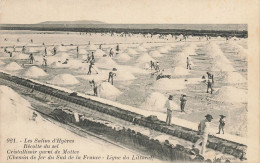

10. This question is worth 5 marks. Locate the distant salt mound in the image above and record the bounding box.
[158,46,169,53]
[24,66,47,78]
[115,53,131,62]
[164,67,190,76]
[205,42,225,58]
[221,72,246,83]
[56,52,71,58]
[136,53,155,63]
[210,62,235,72]
[115,71,136,81]
[24,47,38,53]
[79,49,87,55]
[4,62,22,71]
[213,55,231,64]
[49,74,79,85]
[136,46,147,52]
[94,49,106,57]
[213,86,247,103]
[140,43,152,48]
[149,50,162,58]
[96,57,118,69]
[141,92,178,112]
[12,52,28,59]
[87,44,98,51]
[0,60,4,65]
[126,48,138,56]
[99,82,121,99]
[56,46,67,52]
[152,78,186,90]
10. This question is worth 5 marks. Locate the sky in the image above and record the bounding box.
[0,0,253,24]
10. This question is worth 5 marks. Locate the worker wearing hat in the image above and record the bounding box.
[165,95,174,126]
[180,94,187,112]
[193,114,213,155]
[108,68,117,85]
[217,115,226,134]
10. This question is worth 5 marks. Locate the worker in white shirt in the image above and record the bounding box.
[193,114,213,155]
[165,95,174,126]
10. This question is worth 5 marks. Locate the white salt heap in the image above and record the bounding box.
[115,70,136,81]
[210,62,235,72]
[221,72,246,83]
[157,46,169,53]
[49,74,79,85]
[141,92,178,112]
[87,44,98,51]
[95,57,118,69]
[94,49,106,57]
[79,49,87,55]
[152,78,186,90]
[0,60,4,65]
[136,53,155,63]
[149,50,162,58]
[136,46,147,52]
[24,66,48,78]
[4,62,22,71]
[213,86,247,103]
[12,52,29,59]
[164,67,190,76]
[115,53,131,62]
[24,47,38,53]
[126,48,138,56]
[99,82,122,99]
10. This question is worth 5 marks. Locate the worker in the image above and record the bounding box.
[150,60,155,70]
[62,59,69,64]
[155,61,160,72]
[4,47,7,53]
[76,46,79,58]
[53,47,57,55]
[165,95,174,126]
[13,45,16,52]
[116,44,119,54]
[29,53,34,64]
[187,57,191,70]
[180,94,187,112]
[22,46,26,53]
[206,72,214,94]
[91,52,95,61]
[87,62,95,75]
[43,55,47,67]
[17,38,20,42]
[44,47,47,56]
[99,44,102,49]
[108,68,117,85]
[217,115,226,134]
[193,114,213,155]
[109,48,114,57]
[31,39,33,43]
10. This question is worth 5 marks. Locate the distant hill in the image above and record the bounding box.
[38,20,106,24]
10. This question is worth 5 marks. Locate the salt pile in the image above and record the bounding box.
[141,92,178,112]
[136,53,155,63]
[0,60,4,65]
[79,49,87,55]
[99,82,121,99]
[213,86,247,103]
[221,72,246,83]
[24,66,48,78]
[56,52,71,58]
[87,44,97,51]
[136,46,147,52]
[164,67,190,76]
[12,52,29,59]
[152,78,186,90]
[149,50,162,58]
[56,46,67,52]
[95,57,118,69]
[4,62,22,71]
[212,55,231,64]
[49,74,79,85]
[210,62,235,72]
[24,47,38,53]
[94,49,106,57]
[157,46,169,53]
[115,71,136,81]
[126,48,138,56]
[115,53,131,62]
